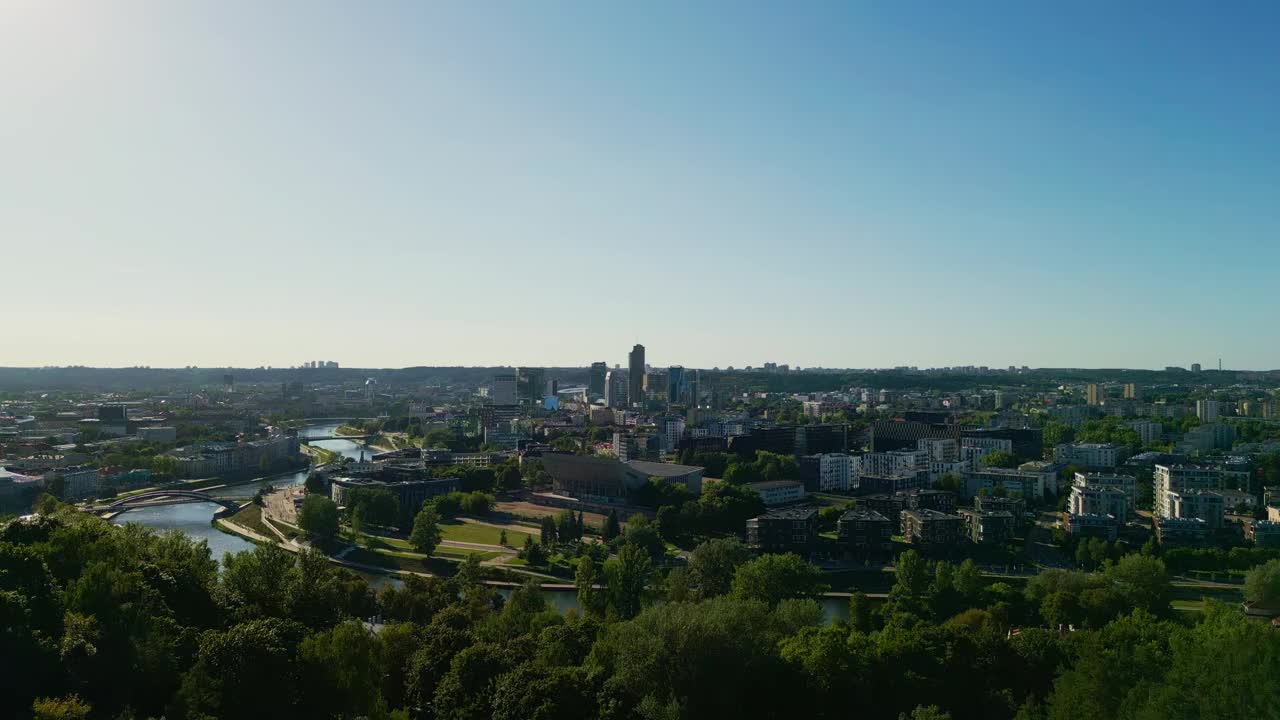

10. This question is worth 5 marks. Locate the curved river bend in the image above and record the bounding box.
[111,423,372,560]
[112,423,851,619]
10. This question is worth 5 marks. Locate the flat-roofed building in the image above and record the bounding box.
[1069,485,1129,521]
[1155,516,1210,545]
[748,480,807,506]
[900,508,965,548]
[747,507,817,555]
[957,507,1015,544]
[1166,489,1225,529]
[1246,520,1280,548]
[1154,464,1242,517]
[1065,512,1119,541]
[836,508,893,556]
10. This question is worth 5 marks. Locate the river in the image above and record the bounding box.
[111,422,374,560]
[111,425,852,620]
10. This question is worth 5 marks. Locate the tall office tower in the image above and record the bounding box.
[628,344,645,408]
[589,361,608,397]
[1086,384,1101,406]
[490,373,518,405]
[517,367,546,405]
[668,365,686,405]
[605,370,628,409]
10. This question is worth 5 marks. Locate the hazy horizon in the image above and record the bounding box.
[5,2,1279,370]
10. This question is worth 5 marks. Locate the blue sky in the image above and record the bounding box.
[4,2,1278,370]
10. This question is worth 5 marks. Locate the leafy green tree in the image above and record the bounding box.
[1244,558,1280,607]
[410,505,444,555]
[297,620,387,719]
[981,450,1019,469]
[1104,554,1170,616]
[849,591,874,632]
[688,537,751,599]
[603,509,621,541]
[297,494,339,543]
[347,487,400,529]
[540,516,558,546]
[731,553,825,607]
[606,542,652,620]
[405,622,474,711]
[31,695,91,720]
[433,642,520,720]
[303,472,327,495]
[587,596,798,719]
[219,543,298,621]
[491,664,596,720]
[172,618,306,719]
[1134,603,1280,719]
[575,555,607,617]
[496,462,522,491]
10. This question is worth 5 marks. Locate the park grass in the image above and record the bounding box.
[435,547,503,561]
[361,533,416,552]
[440,520,534,547]
[229,503,274,538]
[1172,599,1205,612]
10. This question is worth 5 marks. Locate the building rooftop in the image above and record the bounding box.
[902,508,961,520]
[840,508,888,522]
[748,480,804,490]
[627,460,702,478]
[757,506,818,521]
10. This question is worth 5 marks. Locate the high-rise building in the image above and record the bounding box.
[1196,399,1223,422]
[1123,383,1139,400]
[1086,384,1101,406]
[605,370,627,409]
[490,373,517,406]
[628,344,645,408]
[667,365,686,406]
[1191,363,1202,372]
[588,362,608,397]
[517,367,546,406]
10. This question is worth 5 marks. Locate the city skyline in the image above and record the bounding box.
[6,3,1280,369]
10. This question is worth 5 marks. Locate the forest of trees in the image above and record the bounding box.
[3,509,1280,720]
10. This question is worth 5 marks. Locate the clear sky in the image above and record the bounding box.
[4,2,1279,370]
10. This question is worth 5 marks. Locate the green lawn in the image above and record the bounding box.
[361,533,416,552]
[440,521,535,547]
[229,503,274,537]
[435,547,502,561]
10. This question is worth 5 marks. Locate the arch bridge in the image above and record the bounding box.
[102,490,241,513]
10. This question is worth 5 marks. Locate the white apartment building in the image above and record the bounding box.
[805,453,855,492]
[659,417,686,452]
[748,480,807,506]
[861,450,927,478]
[1053,442,1124,467]
[1074,472,1138,505]
[1069,485,1128,520]
[1154,464,1241,517]
[962,437,1014,453]
[917,437,960,463]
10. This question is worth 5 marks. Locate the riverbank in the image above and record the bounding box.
[105,461,312,503]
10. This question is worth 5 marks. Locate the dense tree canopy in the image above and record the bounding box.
[3,509,1279,720]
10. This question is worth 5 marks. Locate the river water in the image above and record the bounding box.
[111,423,373,561]
[111,425,851,620]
